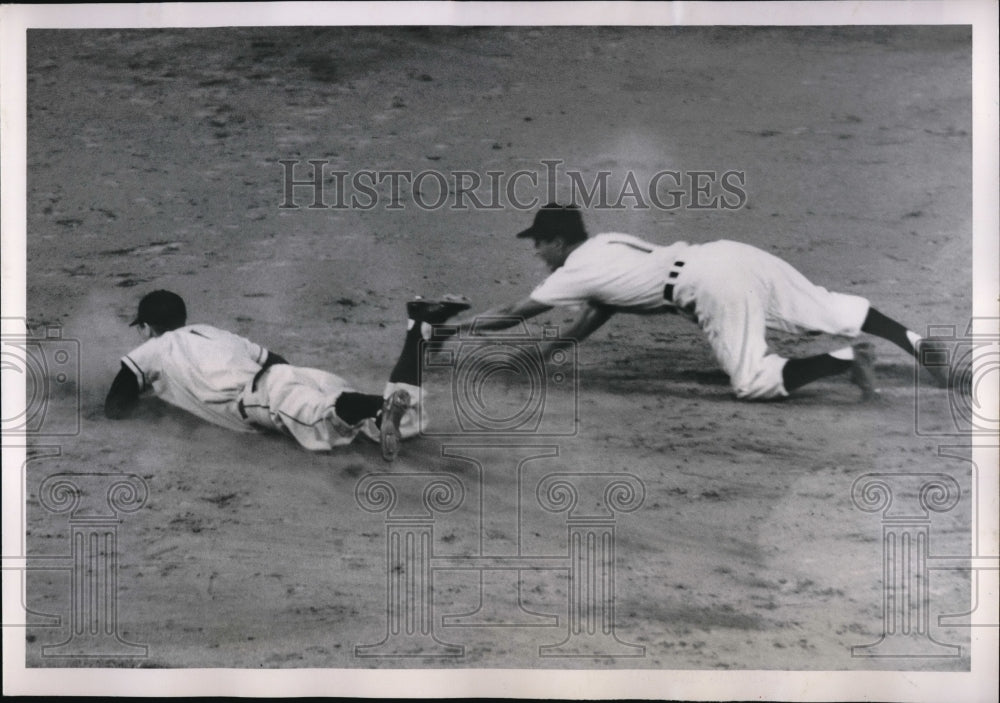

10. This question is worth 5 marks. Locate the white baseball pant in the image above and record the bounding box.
[670,240,871,399]
[237,364,424,451]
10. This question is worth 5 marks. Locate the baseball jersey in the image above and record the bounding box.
[529,233,690,311]
[121,324,268,433]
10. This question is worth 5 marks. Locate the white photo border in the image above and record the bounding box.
[2,2,997,700]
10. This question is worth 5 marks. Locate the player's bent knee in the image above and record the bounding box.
[732,385,785,401]
[730,364,788,400]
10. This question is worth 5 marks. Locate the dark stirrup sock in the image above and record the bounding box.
[782,353,852,392]
[861,307,918,356]
[334,392,385,426]
[388,324,424,386]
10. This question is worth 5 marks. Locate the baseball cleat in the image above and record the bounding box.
[379,388,411,461]
[915,338,951,389]
[849,342,880,402]
[406,294,471,324]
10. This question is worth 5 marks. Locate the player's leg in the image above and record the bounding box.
[241,364,369,451]
[686,242,873,399]
[720,244,878,397]
[328,388,410,461]
[756,246,949,390]
[241,331,424,458]
[333,392,386,425]
[351,316,426,461]
[248,364,411,459]
[781,343,878,400]
[752,245,871,338]
[320,303,443,444]
[385,295,472,386]
[370,295,473,459]
[859,307,949,387]
[687,261,787,399]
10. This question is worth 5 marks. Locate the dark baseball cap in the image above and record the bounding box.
[130,290,187,329]
[516,203,587,243]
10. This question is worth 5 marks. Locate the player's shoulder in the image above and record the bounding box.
[590,232,662,249]
[591,232,624,242]
[185,324,262,352]
[180,323,249,339]
[184,323,223,335]
[153,324,234,347]
[593,231,651,241]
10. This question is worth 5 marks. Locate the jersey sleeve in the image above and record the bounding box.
[231,331,267,366]
[121,338,162,393]
[529,265,594,307]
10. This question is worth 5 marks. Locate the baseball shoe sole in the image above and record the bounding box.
[406,294,471,325]
[379,388,411,462]
[849,342,881,402]
[916,338,952,389]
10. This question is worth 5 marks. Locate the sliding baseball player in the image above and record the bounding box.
[105,290,469,460]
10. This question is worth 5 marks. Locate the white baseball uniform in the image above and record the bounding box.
[122,324,422,450]
[529,234,871,399]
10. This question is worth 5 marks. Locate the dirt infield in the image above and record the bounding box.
[21,26,974,671]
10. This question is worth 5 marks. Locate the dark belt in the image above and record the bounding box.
[252,361,286,392]
[240,361,287,421]
[663,260,685,302]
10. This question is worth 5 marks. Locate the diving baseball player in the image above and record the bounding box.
[438,203,953,401]
[105,290,469,460]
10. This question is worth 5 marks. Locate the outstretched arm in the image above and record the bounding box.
[537,302,616,361]
[449,296,553,334]
[104,364,140,419]
[555,302,616,343]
